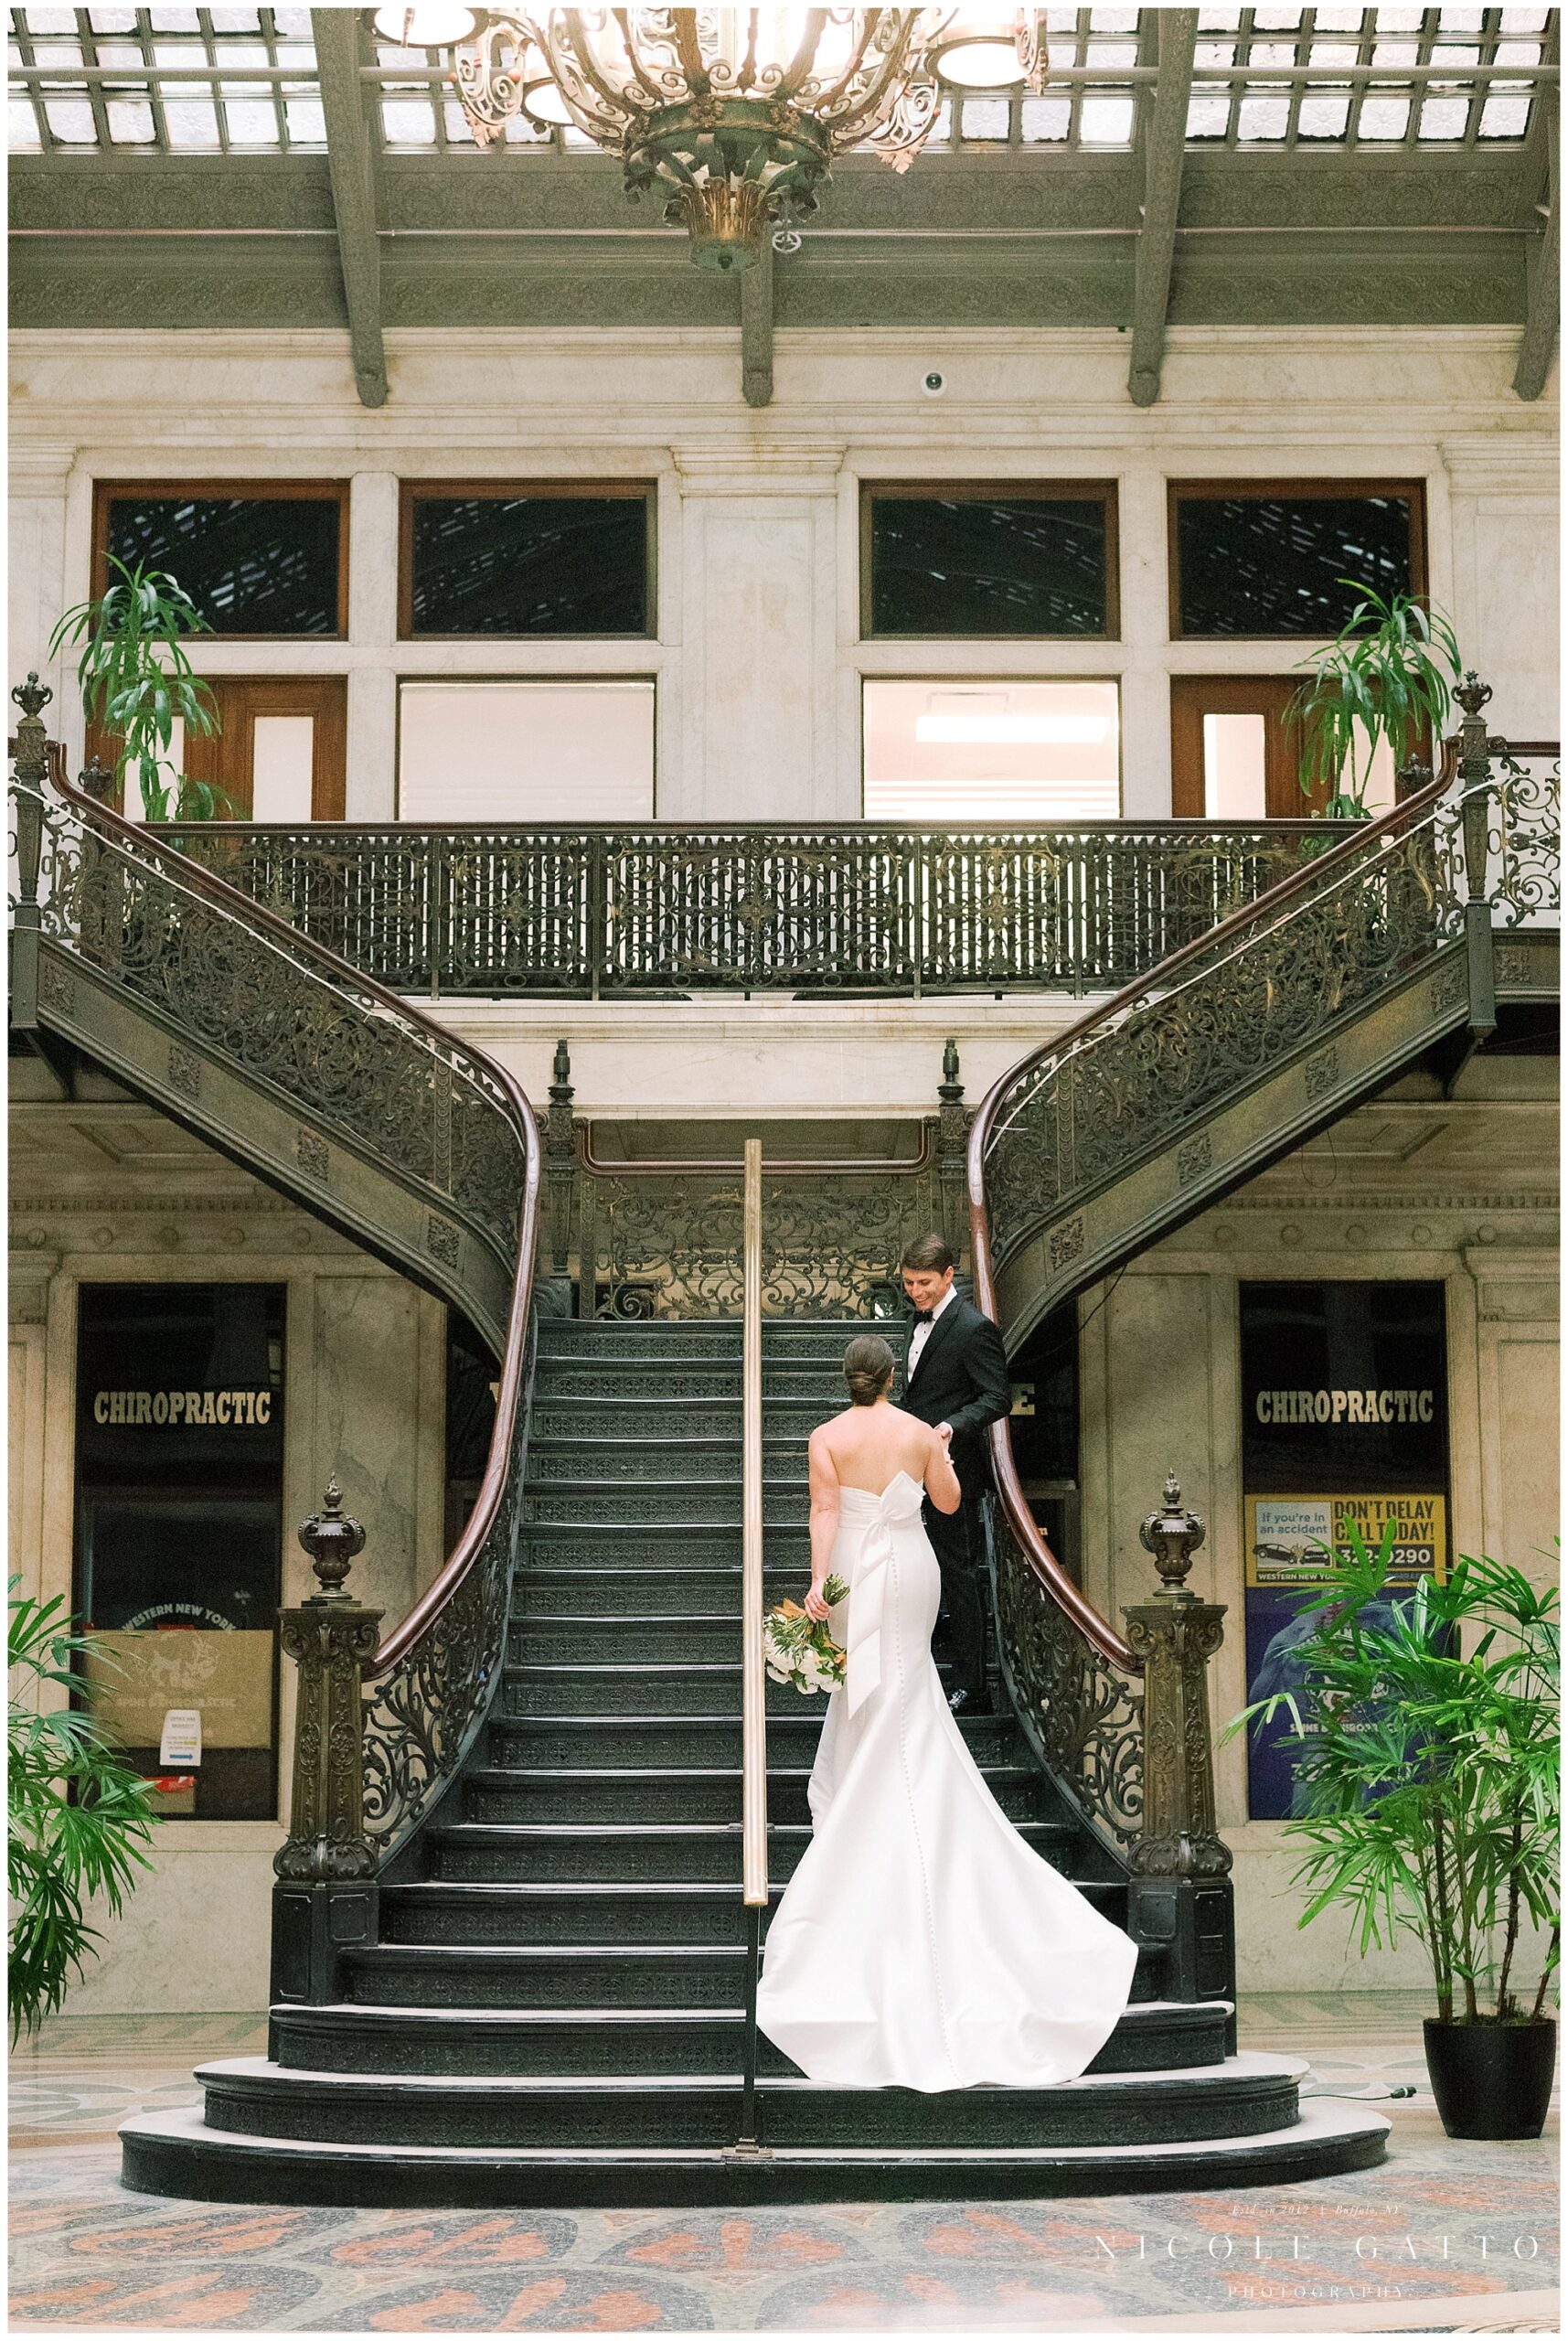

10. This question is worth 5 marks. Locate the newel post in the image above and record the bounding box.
[10,673,51,1029]
[271,1479,383,2007]
[1122,1471,1236,2026]
[935,1037,967,1264]
[542,1035,580,1311]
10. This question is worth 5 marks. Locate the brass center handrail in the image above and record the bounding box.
[737,1137,769,2155]
[741,1138,767,1908]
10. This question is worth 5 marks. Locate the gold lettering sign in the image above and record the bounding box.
[91,1388,272,1427]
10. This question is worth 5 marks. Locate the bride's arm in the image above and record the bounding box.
[923,1424,963,1515]
[805,1428,840,1620]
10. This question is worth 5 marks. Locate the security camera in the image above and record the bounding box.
[922,369,946,398]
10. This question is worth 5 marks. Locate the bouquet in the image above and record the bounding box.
[763,1574,850,1696]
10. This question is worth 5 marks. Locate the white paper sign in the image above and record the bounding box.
[159,1708,203,1766]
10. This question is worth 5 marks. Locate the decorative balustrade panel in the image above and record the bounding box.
[361,1352,529,1858]
[34,807,527,1267]
[580,1154,947,1319]
[983,797,1477,1276]
[171,820,1345,999]
[1490,752,1561,931]
[990,1502,1144,1857]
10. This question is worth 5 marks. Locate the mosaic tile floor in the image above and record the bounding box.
[8,1998,1558,2334]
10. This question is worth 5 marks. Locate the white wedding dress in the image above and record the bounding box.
[755,1470,1139,2090]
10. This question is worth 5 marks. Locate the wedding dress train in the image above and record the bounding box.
[754,1471,1139,2090]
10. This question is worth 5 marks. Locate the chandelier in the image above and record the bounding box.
[375,10,1043,272]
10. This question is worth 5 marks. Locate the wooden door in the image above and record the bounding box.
[1170,674,1326,820]
[92,676,346,821]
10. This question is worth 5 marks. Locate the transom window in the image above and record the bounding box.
[400,485,655,639]
[93,481,348,638]
[1169,480,1426,638]
[863,485,1118,641]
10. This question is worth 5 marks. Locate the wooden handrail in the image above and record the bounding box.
[965,739,1477,1677]
[37,741,541,1681]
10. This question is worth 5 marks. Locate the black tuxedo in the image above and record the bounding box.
[899,1295,1012,1696]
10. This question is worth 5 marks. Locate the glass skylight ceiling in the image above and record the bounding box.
[8,5,1556,155]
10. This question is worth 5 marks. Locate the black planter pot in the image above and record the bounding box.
[1423,2017,1557,2140]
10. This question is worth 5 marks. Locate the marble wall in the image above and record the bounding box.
[1076,1058,1559,1991]
[8,1073,447,2015]
[7,324,1558,820]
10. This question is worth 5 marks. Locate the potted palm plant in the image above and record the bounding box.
[48,554,228,820]
[9,1581,160,2039]
[1291,583,1464,818]
[1230,1524,1558,2139]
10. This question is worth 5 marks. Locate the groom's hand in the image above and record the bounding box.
[936,1423,953,1444]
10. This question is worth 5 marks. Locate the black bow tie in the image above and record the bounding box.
[914,1309,935,1324]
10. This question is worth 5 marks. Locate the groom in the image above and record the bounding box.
[897,1233,1012,1715]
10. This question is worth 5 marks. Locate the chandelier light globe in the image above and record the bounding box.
[452,8,964,272]
[925,11,1041,91]
[373,3,479,48]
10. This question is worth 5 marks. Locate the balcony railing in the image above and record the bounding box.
[163,818,1371,999]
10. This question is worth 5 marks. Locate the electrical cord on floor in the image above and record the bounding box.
[1298,2081,1420,2100]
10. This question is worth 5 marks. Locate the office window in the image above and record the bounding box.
[398,679,656,821]
[400,485,654,637]
[94,483,348,637]
[863,484,1117,638]
[74,1284,286,1823]
[1170,481,1424,638]
[863,680,1120,823]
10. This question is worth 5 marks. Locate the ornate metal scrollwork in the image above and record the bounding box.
[989,1502,1144,1858]
[982,796,1487,1277]
[174,818,1346,1000]
[582,1160,946,1320]
[13,770,541,1872]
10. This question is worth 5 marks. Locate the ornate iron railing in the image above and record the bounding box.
[10,684,542,1868]
[1489,744,1560,930]
[967,703,1560,1860]
[165,818,1361,999]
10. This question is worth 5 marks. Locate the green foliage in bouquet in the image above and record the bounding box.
[1226,1523,1559,2025]
[8,1580,159,2042]
[763,1575,851,1696]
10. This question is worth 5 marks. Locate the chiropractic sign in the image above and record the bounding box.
[91,1386,272,1427]
[1239,1281,1449,1820]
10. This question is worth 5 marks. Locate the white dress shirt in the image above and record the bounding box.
[906,1281,957,1381]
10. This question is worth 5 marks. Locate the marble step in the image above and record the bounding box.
[461,1762,1043,1828]
[510,1566,815,1617]
[425,1816,1083,1886]
[483,1709,1023,1770]
[183,2047,1307,2154]
[523,1486,809,1528]
[120,2096,1390,2209]
[527,1438,808,1487]
[496,1662,837,1718]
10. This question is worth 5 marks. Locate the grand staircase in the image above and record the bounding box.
[121,1316,1385,2204]
[9,679,1554,2207]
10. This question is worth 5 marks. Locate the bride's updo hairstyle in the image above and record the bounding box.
[842,1333,895,1407]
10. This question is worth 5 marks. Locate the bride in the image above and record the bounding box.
[755,1332,1140,2091]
